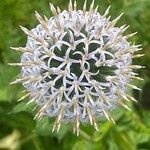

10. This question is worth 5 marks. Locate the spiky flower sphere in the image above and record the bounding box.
[10,0,144,135]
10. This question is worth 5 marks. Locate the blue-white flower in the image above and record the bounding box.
[9,0,144,135]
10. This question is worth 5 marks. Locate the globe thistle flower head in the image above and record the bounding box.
[10,0,144,135]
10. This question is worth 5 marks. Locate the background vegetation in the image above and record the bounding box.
[0,0,150,149]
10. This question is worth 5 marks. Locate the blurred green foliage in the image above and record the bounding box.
[0,0,150,149]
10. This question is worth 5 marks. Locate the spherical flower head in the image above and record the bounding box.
[10,0,144,135]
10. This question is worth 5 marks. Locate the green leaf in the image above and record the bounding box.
[36,117,69,140]
[11,101,35,114]
[36,117,54,136]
